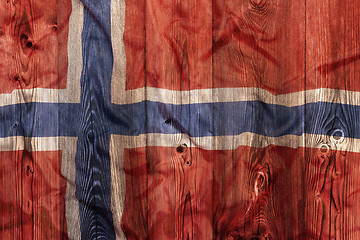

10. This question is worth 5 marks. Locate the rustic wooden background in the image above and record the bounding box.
[1,0,360,239]
[118,0,360,239]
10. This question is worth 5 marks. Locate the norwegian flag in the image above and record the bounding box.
[1,0,360,239]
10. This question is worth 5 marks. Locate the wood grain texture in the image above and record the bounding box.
[1,0,360,239]
[0,0,71,93]
[0,0,71,239]
[119,145,360,239]
[304,1,360,239]
[75,0,116,239]
[116,0,360,239]
[0,150,68,239]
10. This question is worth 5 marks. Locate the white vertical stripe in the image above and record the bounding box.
[60,0,83,104]
[110,0,127,238]
[60,137,81,240]
[61,1,83,237]
[110,134,127,239]
[111,0,127,106]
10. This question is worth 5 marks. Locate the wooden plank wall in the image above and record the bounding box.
[1,0,360,239]
[119,0,360,239]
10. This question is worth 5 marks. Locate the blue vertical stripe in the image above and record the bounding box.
[75,0,116,239]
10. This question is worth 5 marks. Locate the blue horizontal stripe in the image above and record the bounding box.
[0,103,81,137]
[111,101,359,138]
[1,101,358,139]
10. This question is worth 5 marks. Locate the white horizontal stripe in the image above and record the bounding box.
[0,136,65,151]
[0,87,79,107]
[111,132,355,153]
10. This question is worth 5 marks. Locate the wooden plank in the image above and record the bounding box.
[306,0,360,92]
[305,0,360,239]
[211,0,306,239]
[123,0,213,91]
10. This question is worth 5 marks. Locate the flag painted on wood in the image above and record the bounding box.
[1,0,360,239]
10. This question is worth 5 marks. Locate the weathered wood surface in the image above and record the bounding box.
[75,0,116,238]
[0,0,70,93]
[0,150,68,239]
[1,0,360,239]
[0,0,71,239]
[117,0,360,239]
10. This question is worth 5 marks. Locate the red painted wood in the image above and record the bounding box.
[306,0,360,92]
[0,150,68,239]
[0,0,71,93]
[123,0,360,94]
[124,0,213,91]
[121,145,360,239]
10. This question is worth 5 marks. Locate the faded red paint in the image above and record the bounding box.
[121,145,360,239]
[0,150,68,239]
[124,0,360,94]
[0,0,71,93]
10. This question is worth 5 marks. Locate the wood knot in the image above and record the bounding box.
[319,144,329,153]
[176,143,191,165]
[176,143,188,154]
[254,167,270,196]
[330,129,345,143]
[20,33,35,53]
[176,144,186,153]
[318,143,330,158]
[255,172,265,195]
[87,131,95,142]
[12,122,19,128]
[249,0,269,14]
[26,165,34,176]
